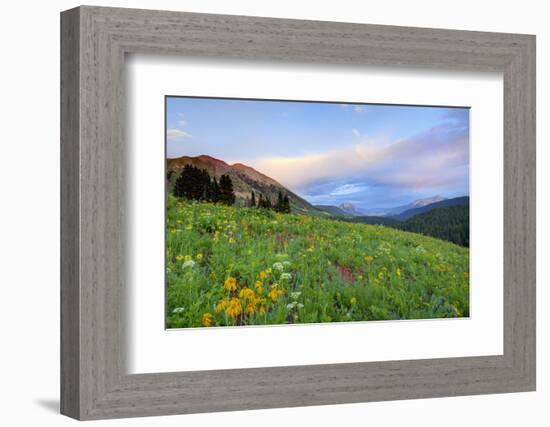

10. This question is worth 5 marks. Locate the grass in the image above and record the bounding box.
[166,195,469,328]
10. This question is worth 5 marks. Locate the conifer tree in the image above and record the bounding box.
[250,191,256,207]
[276,191,284,212]
[219,174,236,205]
[258,193,264,208]
[282,194,291,213]
[211,178,220,203]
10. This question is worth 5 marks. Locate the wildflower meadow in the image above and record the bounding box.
[165,195,469,328]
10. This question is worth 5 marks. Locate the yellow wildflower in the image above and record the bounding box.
[201,312,214,327]
[268,288,285,302]
[350,297,357,306]
[254,281,263,293]
[196,253,203,261]
[268,289,278,301]
[224,277,237,292]
[396,268,401,278]
[184,255,192,261]
[245,303,256,315]
[259,271,268,279]
[225,298,242,317]
[215,299,229,313]
[239,287,255,300]
[364,255,374,263]
[228,237,236,244]
[175,255,184,261]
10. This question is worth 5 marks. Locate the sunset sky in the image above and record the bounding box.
[166,96,469,210]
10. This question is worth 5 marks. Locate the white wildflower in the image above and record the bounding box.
[182,260,196,269]
[280,272,292,281]
[290,291,301,300]
[286,301,304,310]
[172,307,185,314]
[272,262,284,271]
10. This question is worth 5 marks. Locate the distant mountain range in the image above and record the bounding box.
[340,197,470,246]
[167,155,322,216]
[391,196,469,220]
[359,195,447,217]
[314,204,355,218]
[315,196,468,221]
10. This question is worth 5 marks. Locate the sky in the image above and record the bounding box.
[166,96,469,210]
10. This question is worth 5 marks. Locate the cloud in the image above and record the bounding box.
[352,128,361,138]
[249,119,468,197]
[167,128,191,141]
[329,183,368,196]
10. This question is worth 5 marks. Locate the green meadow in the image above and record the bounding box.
[166,195,469,328]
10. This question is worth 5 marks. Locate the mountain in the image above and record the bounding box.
[386,196,448,216]
[338,203,362,216]
[393,196,469,220]
[167,155,322,215]
[363,195,447,217]
[410,196,448,209]
[314,205,355,218]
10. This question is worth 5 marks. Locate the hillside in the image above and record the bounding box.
[343,201,470,247]
[400,204,470,247]
[347,215,402,227]
[167,155,322,216]
[166,196,470,328]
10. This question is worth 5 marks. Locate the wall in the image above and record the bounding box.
[0,0,547,425]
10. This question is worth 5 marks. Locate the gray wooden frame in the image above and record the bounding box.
[60,5,536,420]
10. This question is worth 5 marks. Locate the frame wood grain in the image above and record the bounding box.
[60,5,536,420]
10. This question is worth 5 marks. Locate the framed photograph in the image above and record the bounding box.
[61,6,536,420]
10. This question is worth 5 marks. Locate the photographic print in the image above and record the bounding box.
[165,97,470,329]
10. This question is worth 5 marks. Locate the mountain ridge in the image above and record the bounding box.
[362,195,447,217]
[392,196,469,220]
[167,155,322,216]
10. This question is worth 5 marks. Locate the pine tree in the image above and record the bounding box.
[174,165,196,199]
[199,168,211,200]
[258,194,264,208]
[250,191,256,207]
[211,178,220,203]
[219,174,236,205]
[282,195,291,213]
[276,191,284,212]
